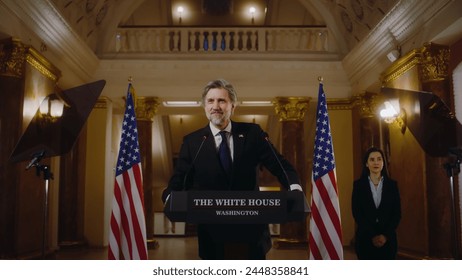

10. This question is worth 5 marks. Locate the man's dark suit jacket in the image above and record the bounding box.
[162,121,301,259]
[351,177,401,259]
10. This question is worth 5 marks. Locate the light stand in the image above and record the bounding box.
[9,80,106,260]
[443,147,462,259]
[26,150,53,259]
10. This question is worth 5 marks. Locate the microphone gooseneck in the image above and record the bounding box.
[182,135,208,190]
[26,150,45,170]
[263,132,291,189]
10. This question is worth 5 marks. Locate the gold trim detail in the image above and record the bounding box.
[135,97,160,121]
[380,42,449,84]
[419,43,449,82]
[327,98,353,110]
[94,97,109,109]
[0,38,26,78]
[26,47,61,82]
[272,97,311,122]
[352,92,380,118]
[0,38,61,81]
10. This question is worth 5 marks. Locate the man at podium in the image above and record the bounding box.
[162,79,303,260]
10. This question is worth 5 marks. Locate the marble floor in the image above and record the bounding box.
[55,236,357,260]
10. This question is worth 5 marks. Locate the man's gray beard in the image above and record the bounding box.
[210,116,225,126]
[208,112,230,127]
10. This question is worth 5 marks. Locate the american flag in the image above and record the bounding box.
[108,83,148,260]
[309,82,343,260]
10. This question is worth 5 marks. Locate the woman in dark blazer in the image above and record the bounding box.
[352,147,401,260]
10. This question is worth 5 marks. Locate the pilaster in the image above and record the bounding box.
[272,97,310,249]
[135,96,160,249]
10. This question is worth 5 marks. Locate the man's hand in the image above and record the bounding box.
[289,184,303,191]
[372,234,387,247]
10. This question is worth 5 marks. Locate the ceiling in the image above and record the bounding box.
[2,0,462,176]
[51,0,399,57]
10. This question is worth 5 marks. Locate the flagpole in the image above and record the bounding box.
[108,78,151,259]
[308,77,344,260]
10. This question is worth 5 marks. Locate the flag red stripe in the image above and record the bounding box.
[309,83,343,260]
[308,231,321,259]
[121,171,135,259]
[329,171,339,194]
[108,180,123,259]
[108,214,119,259]
[127,164,147,259]
[328,172,342,237]
[108,85,148,260]
[310,196,340,259]
[317,173,342,237]
[109,213,121,258]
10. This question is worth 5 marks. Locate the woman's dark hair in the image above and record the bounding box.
[360,147,390,179]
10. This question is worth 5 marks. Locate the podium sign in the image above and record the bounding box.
[164,191,310,224]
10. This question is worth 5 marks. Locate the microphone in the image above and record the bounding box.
[182,134,208,190]
[26,150,45,170]
[449,147,462,158]
[262,132,291,189]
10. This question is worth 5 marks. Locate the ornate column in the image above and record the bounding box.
[417,43,456,259]
[1,38,63,258]
[379,42,455,259]
[272,97,310,249]
[135,96,160,249]
[352,92,383,157]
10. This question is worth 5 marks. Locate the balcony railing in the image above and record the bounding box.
[109,26,328,54]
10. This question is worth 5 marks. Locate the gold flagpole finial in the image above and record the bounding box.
[128,76,133,83]
[318,76,323,83]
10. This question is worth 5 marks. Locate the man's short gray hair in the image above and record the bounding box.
[201,79,238,105]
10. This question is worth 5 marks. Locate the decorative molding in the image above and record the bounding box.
[419,43,450,82]
[0,37,60,81]
[94,97,110,109]
[380,47,421,84]
[0,38,26,78]
[1,0,99,86]
[26,45,61,82]
[272,97,311,122]
[326,98,353,110]
[343,0,452,92]
[380,43,449,84]
[351,92,380,118]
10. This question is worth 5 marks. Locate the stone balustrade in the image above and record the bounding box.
[110,26,328,54]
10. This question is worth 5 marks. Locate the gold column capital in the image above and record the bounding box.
[272,97,311,122]
[419,43,450,82]
[94,97,110,109]
[0,37,61,81]
[0,38,27,78]
[135,96,160,121]
[380,42,449,84]
[352,92,381,119]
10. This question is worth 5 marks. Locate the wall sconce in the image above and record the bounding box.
[380,101,406,133]
[39,95,66,123]
[177,6,184,24]
[249,7,256,24]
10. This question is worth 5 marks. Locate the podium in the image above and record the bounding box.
[164,191,310,224]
